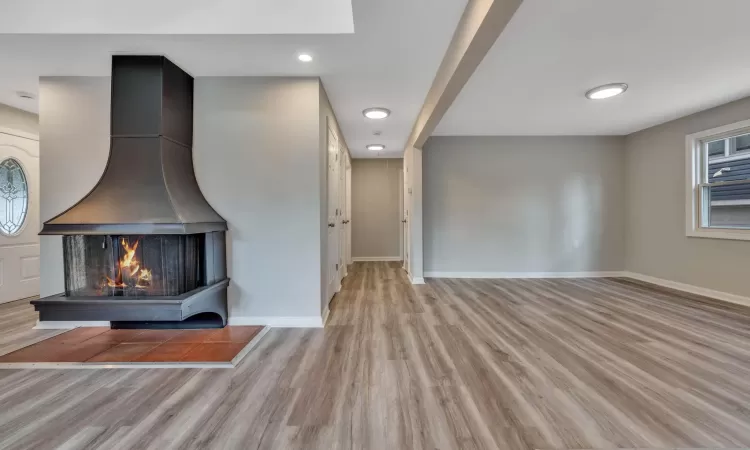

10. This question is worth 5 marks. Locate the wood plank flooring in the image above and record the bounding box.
[0,298,64,357]
[2,262,750,449]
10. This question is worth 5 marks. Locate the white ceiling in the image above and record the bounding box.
[435,0,750,136]
[0,0,467,158]
[0,0,354,34]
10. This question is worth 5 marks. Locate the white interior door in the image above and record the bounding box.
[403,162,410,273]
[345,157,352,267]
[399,164,404,261]
[0,129,40,304]
[338,149,347,279]
[326,124,340,300]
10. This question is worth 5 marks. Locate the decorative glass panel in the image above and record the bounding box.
[0,158,28,236]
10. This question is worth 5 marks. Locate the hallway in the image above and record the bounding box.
[1,262,750,448]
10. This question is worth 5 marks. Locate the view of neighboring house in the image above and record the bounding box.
[707,132,750,226]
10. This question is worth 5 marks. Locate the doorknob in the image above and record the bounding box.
[402,219,407,223]
[328,223,335,227]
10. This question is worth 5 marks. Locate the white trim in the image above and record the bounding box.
[409,274,425,284]
[424,271,626,279]
[352,256,403,262]
[712,199,750,206]
[686,120,750,241]
[709,152,750,164]
[228,315,324,328]
[34,321,110,329]
[622,272,750,308]
[686,119,750,144]
[685,227,750,241]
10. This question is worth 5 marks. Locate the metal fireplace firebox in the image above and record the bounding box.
[33,55,229,328]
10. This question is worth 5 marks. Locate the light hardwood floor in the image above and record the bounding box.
[2,262,750,449]
[0,298,63,357]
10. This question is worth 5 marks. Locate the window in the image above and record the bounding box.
[0,158,28,236]
[686,120,750,240]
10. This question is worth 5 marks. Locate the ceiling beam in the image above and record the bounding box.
[406,0,524,149]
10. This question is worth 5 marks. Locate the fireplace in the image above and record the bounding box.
[63,234,219,298]
[33,55,229,328]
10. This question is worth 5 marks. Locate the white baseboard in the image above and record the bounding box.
[424,271,627,279]
[409,275,426,284]
[422,270,750,308]
[352,256,403,262]
[621,271,750,308]
[228,316,324,328]
[34,321,110,329]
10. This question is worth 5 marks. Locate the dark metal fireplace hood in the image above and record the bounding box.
[40,55,226,235]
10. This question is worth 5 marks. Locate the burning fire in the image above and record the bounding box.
[106,238,152,289]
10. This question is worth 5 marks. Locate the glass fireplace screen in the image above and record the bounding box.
[63,235,205,297]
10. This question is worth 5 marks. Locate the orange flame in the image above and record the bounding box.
[105,238,152,290]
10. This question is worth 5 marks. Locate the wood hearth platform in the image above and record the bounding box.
[0,325,266,369]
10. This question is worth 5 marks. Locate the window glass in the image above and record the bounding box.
[702,134,750,229]
[0,158,28,236]
[733,133,750,153]
[707,139,726,159]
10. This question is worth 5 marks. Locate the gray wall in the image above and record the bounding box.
[625,96,750,298]
[40,76,328,320]
[39,77,111,297]
[423,136,626,274]
[351,158,403,259]
[0,103,38,136]
[195,77,323,319]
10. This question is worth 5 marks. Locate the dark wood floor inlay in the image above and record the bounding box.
[0,262,749,449]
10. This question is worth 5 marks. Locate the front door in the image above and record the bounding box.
[0,129,39,304]
[326,124,340,301]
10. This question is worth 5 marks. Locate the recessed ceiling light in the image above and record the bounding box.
[585,83,628,100]
[367,144,385,151]
[16,91,35,100]
[363,108,390,119]
[298,54,313,62]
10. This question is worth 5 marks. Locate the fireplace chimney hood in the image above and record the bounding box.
[40,55,226,235]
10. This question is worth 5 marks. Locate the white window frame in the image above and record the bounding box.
[686,119,750,241]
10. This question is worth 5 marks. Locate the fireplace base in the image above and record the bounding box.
[31,279,229,327]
